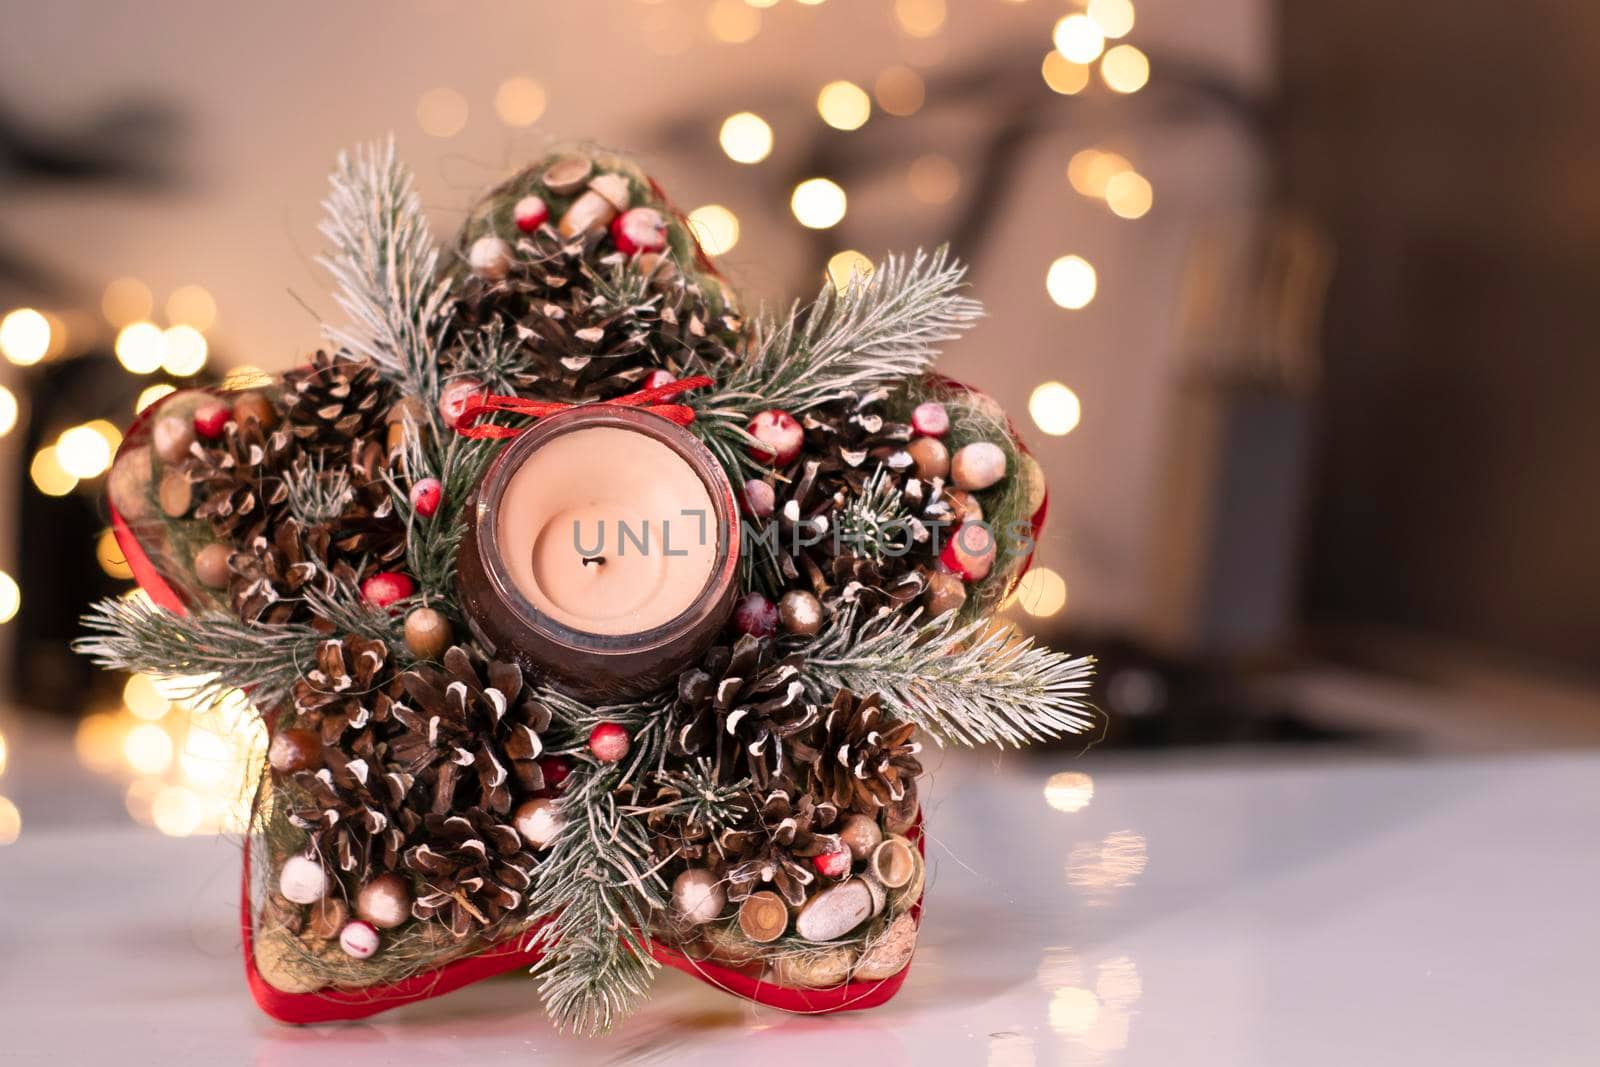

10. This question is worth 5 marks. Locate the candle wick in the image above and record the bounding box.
[581,556,606,568]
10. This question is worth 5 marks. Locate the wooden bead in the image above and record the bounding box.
[738,890,789,943]
[232,391,278,430]
[906,436,950,480]
[513,797,562,849]
[193,543,232,589]
[838,814,883,862]
[357,873,413,929]
[307,896,348,940]
[152,415,196,464]
[672,868,727,925]
[922,569,967,618]
[772,946,855,989]
[278,855,327,905]
[541,155,593,195]
[795,879,874,942]
[403,607,453,660]
[950,441,1008,491]
[158,471,192,517]
[854,912,918,981]
[868,837,917,890]
[268,728,322,774]
[778,590,823,636]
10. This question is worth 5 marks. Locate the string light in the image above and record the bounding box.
[1105,171,1153,218]
[1046,256,1097,309]
[29,446,77,496]
[719,112,773,164]
[494,76,547,127]
[826,250,875,293]
[124,674,170,721]
[707,0,761,43]
[1087,0,1136,39]
[56,424,114,479]
[1030,381,1082,434]
[687,204,740,255]
[102,278,153,326]
[164,284,217,331]
[0,385,16,437]
[115,322,165,374]
[0,796,18,846]
[1015,566,1068,617]
[907,153,961,204]
[1100,44,1149,93]
[0,571,17,624]
[135,383,177,413]
[222,365,273,389]
[161,324,208,376]
[1045,771,1095,813]
[1067,148,1131,198]
[1053,14,1105,63]
[791,178,847,229]
[416,87,469,138]
[98,528,134,580]
[817,80,871,131]
[894,0,946,38]
[1042,51,1090,95]
[0,308,50,366]
[875,66,926,117]
[124,722,174,776]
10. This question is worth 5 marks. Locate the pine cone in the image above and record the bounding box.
[392,647,554,818]
[448,227,740,402]
[721,784,842,907]
[291,635,398,741]
[228,517,354,625]
[797,690,923,813]
[280,351,393,456]
[404,811,537,937]
[286,754,414,879]
[188,418,297,542]
[668,635,815,789]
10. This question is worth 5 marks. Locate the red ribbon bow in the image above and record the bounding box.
[452,375,714,439]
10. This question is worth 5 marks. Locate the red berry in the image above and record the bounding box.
[193,400,231,440]
[641,369,676,391]
[537,755,573,792]
[610,207,668,256]
[439,378,486,430]
[409,477,442,517]
[938,522,997,583]
[911,401,950,437]
[361,571,416,608]
[740,479,775,519]
[746,409,803,467]
[588,722,631,763]
[513,195,549,233]
[732,592,778,637]
[813,844,851,879]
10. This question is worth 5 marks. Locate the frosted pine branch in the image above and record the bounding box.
[797,608,1099,747]
[317,137,451,399]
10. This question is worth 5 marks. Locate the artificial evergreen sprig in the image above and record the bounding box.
[690,247,982,476]
[386,419,502,602]
[318,137,452,406]
[834,463,914,560]
[524,697,673,1034]
[795,607,1099,747]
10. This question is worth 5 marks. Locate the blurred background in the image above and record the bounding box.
[0,0,1596,848]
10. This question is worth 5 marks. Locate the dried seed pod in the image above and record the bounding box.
[771,946,855,989]
[738,890,789,943]
[589,172,633,212]
[158,471,193,517]
[868,837,917,890]
[853,912,917,981]
[558,190,618,239]
[922,569,967,618]
[889,848,925,915]
[541,155,593,195]
[701,922,764,965]
[514,797,562,850]
[307,896,348,941]
[795,879,874,942]
[254,929,326,994]
[232,391,278,430]
[906,436,950,480]
[403,607,453,660]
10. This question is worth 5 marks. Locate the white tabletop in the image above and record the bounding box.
[2,742,1594,1065]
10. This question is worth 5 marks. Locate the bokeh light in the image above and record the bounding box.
[102,278,153,326]
[826,250,875,293]
[161,325,209,376]
[1100,44,1150,93]
[1014,565,1069,617]
[135,383,177,413]
[151,785,204,837]
[875,66,926,116]
[1067,148,1132,199]
[687,204,741,255]
[0,730,7,777]
[1030,381,1083,435]
[124,673,171,721]
[894,0,946,37]
[416,87,469,138]
[908,153,961,204]
[115,322,165,374]
[791,178,848,229]
[0,571,17,624]
[98,528,134,580]
[56,424,114,479]
[1105,170,1153,218]
[29,446,77,496]
[1042,51,1090,95]
[719,112,774,164]
[0,385,17,438]
[1087,0,1136,38]
[817,80,871,131]
[0,796,18,846]
[494,76,547,127]
[1053,14,1106,63]
[0,308,50,366]
[124,722,174,776]
[1046,256,1097,310]
[164,284,217,332]
[707,0,761,43]
[76,712,125,773]
[1045,770,1095,813]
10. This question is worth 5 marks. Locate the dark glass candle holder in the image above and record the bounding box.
[456,406,740,701]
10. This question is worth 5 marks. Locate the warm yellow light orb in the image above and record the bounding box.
[791,178,848,229]
[494,76,547,127]
[826,250,875,293]
[1100,44,1150,93]
[151,785,205,837]
[98,528,134,580]
[0,571,17,624]
[0,795,18,846]
[687,204,741,255]
[124,673,171,721]
[0,308,50,366]
[135,383,177,413]
[907,153,961,205]
[1046,256,1097,310]
[102,278,154,326]
[707,0,761,43]
[416,87,469,138]
[1045,770,1095,813]
[1042,51,1090,95]
[0,385,17,438]
[161,325,208,376]
[1087,0,1136,39]
[1105,170,1153,218]
[1015,566,1069,617]
[875,66,926,117]
[894,0,946,37]
[1030,381,1083,435]
[124,723,175,776]
[29,446,77,496]
[817,80,871,131]
[115,321,165,374]
[719,112,774,164]
[1053,14,1105,63]
[164,284,217,331]
[1067,148,1132,199]
[56,425,114,479]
